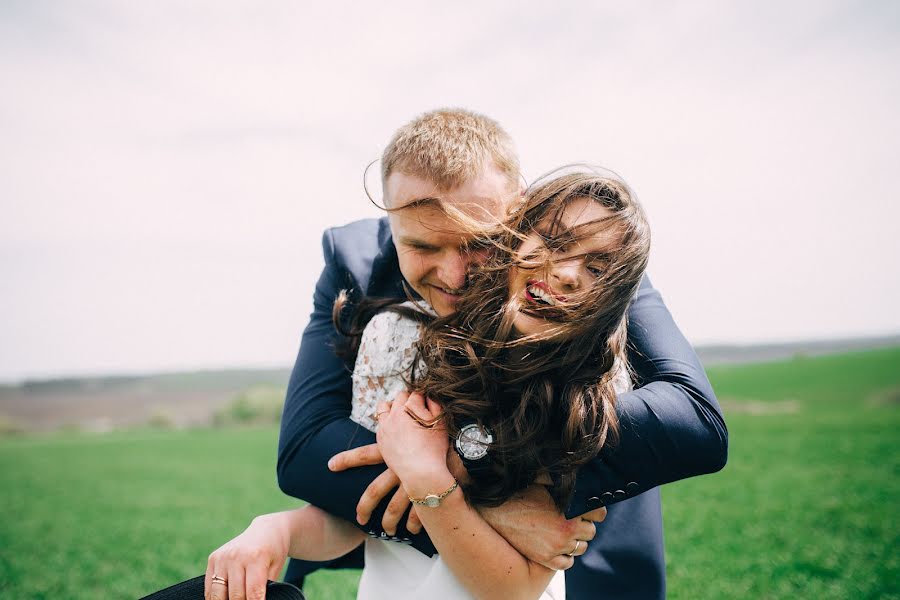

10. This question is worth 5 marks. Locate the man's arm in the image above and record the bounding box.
[276,229,435,554]
[564,275,729,517]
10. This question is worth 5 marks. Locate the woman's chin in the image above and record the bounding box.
[512,312,548,338]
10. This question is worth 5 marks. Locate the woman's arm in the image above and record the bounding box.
[376,393,583,600]
[205,506,365,600]
[411,480,560,600]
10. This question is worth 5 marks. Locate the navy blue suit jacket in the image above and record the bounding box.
[277,217,728,599]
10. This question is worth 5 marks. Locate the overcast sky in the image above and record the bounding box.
[2,0,898,382]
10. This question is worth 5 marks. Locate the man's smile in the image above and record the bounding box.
[428,282,464,301]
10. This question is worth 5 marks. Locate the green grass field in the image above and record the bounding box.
[2,348,898,599]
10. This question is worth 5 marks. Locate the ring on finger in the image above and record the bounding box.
[211,575,227,586]
[566,540,582,557]
[374,410,390,422]
[404,406,443,429]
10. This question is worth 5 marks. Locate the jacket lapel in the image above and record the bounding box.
[366,218,407,298]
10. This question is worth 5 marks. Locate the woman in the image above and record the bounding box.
[206,170,650,600]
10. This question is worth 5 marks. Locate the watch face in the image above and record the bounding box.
[424,495,440,508]
[456,423,493,460]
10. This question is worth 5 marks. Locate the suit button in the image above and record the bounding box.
[626,482,640,495]
[587,496,602,509]
[613,489,626,500]
[600,492,614,504]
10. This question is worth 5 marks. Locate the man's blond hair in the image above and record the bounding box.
[381,108,520,191]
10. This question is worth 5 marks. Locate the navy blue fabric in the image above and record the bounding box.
[277,217,728,599]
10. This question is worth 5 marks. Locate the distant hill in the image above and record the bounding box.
[6,368,291,396]
[0,368,291,432]
[1,335,898,432]
[696,334,900,365]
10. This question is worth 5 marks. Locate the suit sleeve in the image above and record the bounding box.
[565,275,729,518]
[276,229,437,556]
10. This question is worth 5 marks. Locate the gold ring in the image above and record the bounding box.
[374,410,390,422]
[566,540,581,557]
[211,575,227,586]
[404,406,443,429]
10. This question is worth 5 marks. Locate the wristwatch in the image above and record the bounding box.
[454,422,494,474]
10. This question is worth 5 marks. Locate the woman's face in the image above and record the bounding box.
[508,197,618,338]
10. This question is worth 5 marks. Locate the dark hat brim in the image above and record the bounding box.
[139,575,305,600]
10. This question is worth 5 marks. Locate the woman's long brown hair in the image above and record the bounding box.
[334,170,651,511]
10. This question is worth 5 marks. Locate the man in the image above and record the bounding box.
[276,109,727,598]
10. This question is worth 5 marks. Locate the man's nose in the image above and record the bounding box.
[440,250,468,290]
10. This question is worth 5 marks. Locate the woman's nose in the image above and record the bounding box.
[549,260,580,291]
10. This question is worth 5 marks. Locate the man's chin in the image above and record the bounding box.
[426,285,462,315]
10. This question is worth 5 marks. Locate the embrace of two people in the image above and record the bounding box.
[204,109,728,600]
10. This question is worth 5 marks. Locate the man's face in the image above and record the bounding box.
[386,165,517,316]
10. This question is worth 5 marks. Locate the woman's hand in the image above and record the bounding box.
[205,513,291,600]
[375,391,451,493]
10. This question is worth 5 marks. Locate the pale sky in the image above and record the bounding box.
[2,0,898,382]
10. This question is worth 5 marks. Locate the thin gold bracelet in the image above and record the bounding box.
[408,479,459,508]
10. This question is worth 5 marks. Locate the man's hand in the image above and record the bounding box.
[478,484,606,571]
[329,443,423,535]
[205,513,291,600]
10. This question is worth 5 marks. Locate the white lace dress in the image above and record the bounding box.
[349,301,567,600]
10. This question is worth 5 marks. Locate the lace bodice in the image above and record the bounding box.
[351,302,431,433]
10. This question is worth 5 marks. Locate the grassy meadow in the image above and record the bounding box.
[1,347,898,599]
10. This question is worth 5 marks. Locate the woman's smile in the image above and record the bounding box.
[524,279,567,307]
[520,279,571,322]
